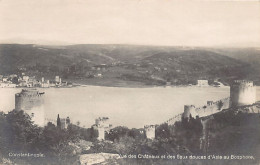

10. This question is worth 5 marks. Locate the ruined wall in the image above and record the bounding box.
[15,89,45,127]
[144,125,155,139]
[230,80,256,107]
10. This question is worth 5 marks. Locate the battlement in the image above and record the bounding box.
[184,105,196,108]
[166,113,182,124]
[16,89,45,98]
[232,80,254,87]
[95,117,110,128]
[207,101,214,106]
[144,125,155,129]
[96,117,109,122]
[195,97,230,117]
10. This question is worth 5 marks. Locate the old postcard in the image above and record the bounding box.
[0,0,259,164]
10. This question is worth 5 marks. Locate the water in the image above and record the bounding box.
[1,86,259,128]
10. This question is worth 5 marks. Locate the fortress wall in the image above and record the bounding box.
[165,113,182,125]
[236,104,260,114]
[165,98,230,126]
[195,98,230,118]
[95,117,110,128]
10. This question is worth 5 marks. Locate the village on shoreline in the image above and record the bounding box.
[0,73,227,89]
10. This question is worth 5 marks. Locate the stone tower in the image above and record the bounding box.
[97,125,105,141]
[144,125,155,139]
[230,80,256,107]
[93,117,112,141]
[183,105,196,119]
[15,89,45,126]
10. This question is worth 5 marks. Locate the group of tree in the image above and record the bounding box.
[1,107,259,165]
[0,110,94,165]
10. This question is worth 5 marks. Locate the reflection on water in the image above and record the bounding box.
[0,86,259,128]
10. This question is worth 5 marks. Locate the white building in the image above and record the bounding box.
[197,80,209,87]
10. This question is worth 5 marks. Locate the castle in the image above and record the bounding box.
[182,80,256,121]
[15,89,45,126]
[151,80,257,140]
[13,80,257,141]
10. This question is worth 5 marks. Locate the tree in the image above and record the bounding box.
[217,101,224,110]
[106,126,130,141]
[40,123,79,164]
[57,114,61,129]
[156,123,171,140]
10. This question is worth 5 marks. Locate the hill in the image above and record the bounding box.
[201,104,260,160]
[207,47,260,84]
[0,44,257,86]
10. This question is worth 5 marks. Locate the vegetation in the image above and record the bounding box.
[0,110,81,165]
[0,107,259,165]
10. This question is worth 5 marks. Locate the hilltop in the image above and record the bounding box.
[0,44,258,86]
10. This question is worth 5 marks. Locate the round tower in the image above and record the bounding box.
[15,89,45,126]
[230,80,256,107]
[96,125,105,140]
[183,105,196,119]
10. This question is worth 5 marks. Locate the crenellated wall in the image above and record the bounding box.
[165,114,182,125]
[95,117,110,129]
[164,97,230,126]
[194,98,230,118]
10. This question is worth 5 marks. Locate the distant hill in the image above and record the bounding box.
[0,44,258,86]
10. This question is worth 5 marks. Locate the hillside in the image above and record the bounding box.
[0,44,257,86]
[201,104,260,160]
[208,47,260,84]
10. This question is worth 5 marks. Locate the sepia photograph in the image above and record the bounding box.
[0,0,259,164]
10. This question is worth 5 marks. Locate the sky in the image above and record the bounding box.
[0,0,259,47]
